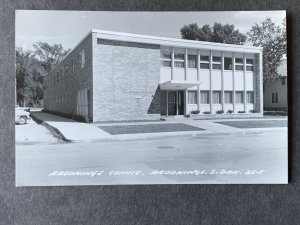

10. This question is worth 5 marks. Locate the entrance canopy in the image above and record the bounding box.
[159,80,200,90]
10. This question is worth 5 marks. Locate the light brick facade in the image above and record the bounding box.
[44,30,263,122]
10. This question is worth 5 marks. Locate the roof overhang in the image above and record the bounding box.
[159,80,200,90]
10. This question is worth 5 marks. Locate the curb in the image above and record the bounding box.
[30,113,71,143]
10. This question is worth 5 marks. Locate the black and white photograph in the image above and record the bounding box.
[15,10,287,186]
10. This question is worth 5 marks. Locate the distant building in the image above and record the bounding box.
[43,30,263,122]
[264,59,287,111]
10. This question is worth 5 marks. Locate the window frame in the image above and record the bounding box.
[188,91,197,104]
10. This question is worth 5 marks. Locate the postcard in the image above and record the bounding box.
[15,10,287,186]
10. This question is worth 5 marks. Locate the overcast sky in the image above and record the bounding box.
[16,10,286,51]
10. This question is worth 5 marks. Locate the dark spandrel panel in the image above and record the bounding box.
[99,123,204,134]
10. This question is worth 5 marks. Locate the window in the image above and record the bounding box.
[200,55,209,69]
[200,63,210,69]
[174,53,184,68]
[235,65,244,71]
[160,51,171,67]
[200,91,209,104]
[246,59,253,64]
[200,55,209,61]
[281,77,286,85]
[225,91,233,103]
[188,91,197,104]
[65,64,69,74]
[246,66,253,71]
[235,58,243,64]
[79,50,85,68]
[235,91,244,103]
[247,91,254,103]
[224,57,232,70]
[272,93,279,103]
[246,58,253,71]
[56,72,60,83]
[72,59,75,74]
[60,68,64,80]
[188,55,197,68]
[213,91,221,104]
[212,64,221,70]
[213,56,221,62]
[212,56,221,70]
[235,58,244,71]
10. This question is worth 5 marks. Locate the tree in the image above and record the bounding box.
[33,42,70,73]
[16,42,70,106]
[16,48,44,106]
[247,18,286,82]
[180,22,247,45]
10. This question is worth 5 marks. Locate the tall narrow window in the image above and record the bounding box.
[188,91,197,104]
[281,77,286,85]
[224,91,233,103]
[174,53,184,68]
[246,58,253,71]
[79,50,85,69]
[224,57,232,70]
[235,58,244,71]
[272,93,279,103]
[212,56,221,70]
[200,91,209,104]
[188,55,197,68]
[72,59,75,74]
[213,91,221,104]
[160,50,171,67]
[235,91,244,103]
[200,55,210,69]
[247,91,254,103]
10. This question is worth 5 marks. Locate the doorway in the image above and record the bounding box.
[167,90,184,116]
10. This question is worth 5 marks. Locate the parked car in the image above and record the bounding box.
[15,105,31,125]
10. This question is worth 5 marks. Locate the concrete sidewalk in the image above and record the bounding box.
[31,112,286,143]
[30,112,116,142]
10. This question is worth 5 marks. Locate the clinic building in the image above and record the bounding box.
[43,29,263,122]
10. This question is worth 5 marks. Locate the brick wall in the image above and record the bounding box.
[44,33,93,121]
[92,36,161,122]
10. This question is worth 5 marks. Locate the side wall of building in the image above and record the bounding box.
[264,77,288,110]
[92,34,161,122]
[44,33,93,121]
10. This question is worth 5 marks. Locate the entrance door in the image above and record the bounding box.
[167,90,184,116]
[167,91,176,116]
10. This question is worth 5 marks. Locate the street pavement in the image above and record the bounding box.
[16,128,287,186]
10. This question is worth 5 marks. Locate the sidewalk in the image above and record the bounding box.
[30,112,116,142]
[30,112,287,143]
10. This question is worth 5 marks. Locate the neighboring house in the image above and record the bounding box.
[263,59,287,111]
[43,29,263,122]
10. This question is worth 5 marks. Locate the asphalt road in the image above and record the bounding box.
[16,128,288,186]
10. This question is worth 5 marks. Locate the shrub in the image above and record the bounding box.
[249,109,257,113]
[216,110,224,114]
[203,111,211,114]
[227,110,233,114]
[238,111,246,113]
[190,110,200,114]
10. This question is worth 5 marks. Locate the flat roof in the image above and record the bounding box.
[92,29,262,53]
[46,29,262,77]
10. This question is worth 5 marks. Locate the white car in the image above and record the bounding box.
[15,105,31,125]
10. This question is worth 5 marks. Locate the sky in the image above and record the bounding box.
[15,10,286,51]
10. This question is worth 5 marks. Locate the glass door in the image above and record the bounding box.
[168,91,176,116]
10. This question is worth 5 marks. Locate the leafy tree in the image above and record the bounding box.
[16,42,70,106]
[33,42,70,73]
[180,22,247,45]
[16,48,44,106]
[247,18,286,82]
